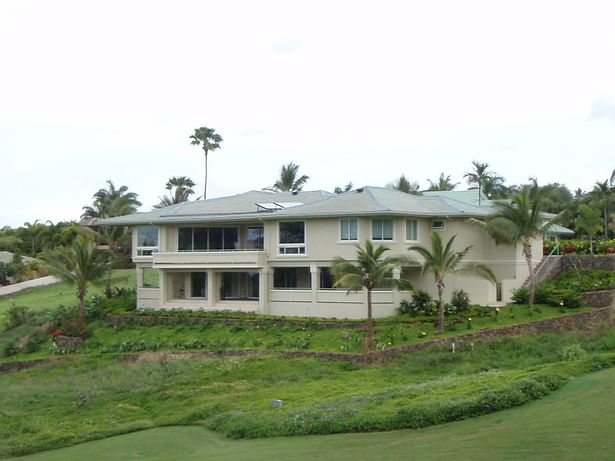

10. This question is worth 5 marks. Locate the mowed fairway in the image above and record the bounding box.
[10,366,615,461]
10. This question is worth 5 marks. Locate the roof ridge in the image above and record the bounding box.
[364,186,392,211]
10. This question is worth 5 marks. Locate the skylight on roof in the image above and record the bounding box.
[255,202,303,212]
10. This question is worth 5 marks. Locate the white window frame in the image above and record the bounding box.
[278,221,307,256]
[371,218,394,241]
[405,219,419,242]
[339,218,359,242]
[135,226,159,256]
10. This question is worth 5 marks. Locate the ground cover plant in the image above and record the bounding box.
[10,365,615,461]
[1,327,615,458]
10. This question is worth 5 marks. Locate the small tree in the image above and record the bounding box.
[409,232,495,333]
[44,236,107,329]
[332,241,410,352]
[575,204,603,254]
[475,185,553,309]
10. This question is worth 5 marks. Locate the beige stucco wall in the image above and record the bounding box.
[131,215,542,317]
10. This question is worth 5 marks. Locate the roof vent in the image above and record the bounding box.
[292,191,299,195]
[356,187,364,193]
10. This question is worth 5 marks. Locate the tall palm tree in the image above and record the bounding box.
[463,161,504,204]
[271,162,310,192]
[391,174,420,194]
[427,173,459,191]
[575,204,603,254]
[409,232,495,333]
[331,241,410,352]
[44,236,107,328]
[155,176,196,208]
[475,185,553,309]
[190,127,223,200]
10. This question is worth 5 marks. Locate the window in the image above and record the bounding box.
[178,227,238,251]
[190,272,207,298]
[279,222,306,254]
[221,272,259,300]
[273,267,311,289]
[340,219,358,241]
[319,267,334,289]
[431,220,445,230]
[372,219,393,240]
[406,219,418,241]
[246,226,264,249]
[136,226,159,256]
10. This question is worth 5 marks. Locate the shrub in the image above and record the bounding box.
[511,287,530,304]
[560,343,587,362]
[450,290,470,311]
[1,340,19,357]
[399,291,438,317]
[5,305,32,329]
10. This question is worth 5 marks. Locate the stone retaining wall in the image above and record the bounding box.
[106,313,365,329]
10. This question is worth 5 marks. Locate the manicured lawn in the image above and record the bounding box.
[7,364,615,461]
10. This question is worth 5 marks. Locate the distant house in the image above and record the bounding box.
[98,187,569,319]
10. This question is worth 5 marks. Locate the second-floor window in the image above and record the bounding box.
[340,219,358,241]
[279,221,306,254]
[372,219,393,241]
[136,226,159,256]
[178,227,238,251]
[406,219,418,241]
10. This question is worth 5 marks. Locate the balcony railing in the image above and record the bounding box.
[153,250,267,268]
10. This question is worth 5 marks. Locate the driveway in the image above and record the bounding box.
[0,276,60,297]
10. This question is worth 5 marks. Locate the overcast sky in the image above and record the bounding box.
[1,0,614,228]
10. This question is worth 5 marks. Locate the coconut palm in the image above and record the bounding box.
[190,127,223,200]
[271,162,310,192]
[475,185,553,309]
[576,204,603,254]
[464,161,504,204]
[155,176,196,208]
[81,180,142,219]
[591,180,613,239]
[391,174,420,195]
[427,173,459,191]
[409,232,495,333]
[44,236,107,328]
[331,241,411,353]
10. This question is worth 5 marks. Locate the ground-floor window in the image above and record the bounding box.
[221,272,259,300]
[273,267,311,289]
[319,267,334,289]
[190,272,208,298]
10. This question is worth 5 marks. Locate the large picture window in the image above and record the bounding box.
[340,219,358,241]
[273,267,311,289]
[279,222,306,254]
[246,226,264,250]
[178,227,238,251]
[372,219,393,241]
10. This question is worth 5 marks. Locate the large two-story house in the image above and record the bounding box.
[99,187,565,319]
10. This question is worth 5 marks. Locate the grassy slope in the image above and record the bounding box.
[0,269,135,315]
[8,365,615,461]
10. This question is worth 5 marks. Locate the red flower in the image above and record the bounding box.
[51,329,64,337]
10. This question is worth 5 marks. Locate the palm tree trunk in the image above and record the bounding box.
[203,151,208,200]
[604,204,609,240]
[78,289,86,329]
[523,241,535,310]
[366,288,374,354]
[437,281,444,333]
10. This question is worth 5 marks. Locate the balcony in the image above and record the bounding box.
[153,250,267,269]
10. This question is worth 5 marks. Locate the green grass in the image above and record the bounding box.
[2,328,615,458]
[0,269,135,315]
[7,362,615,461]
